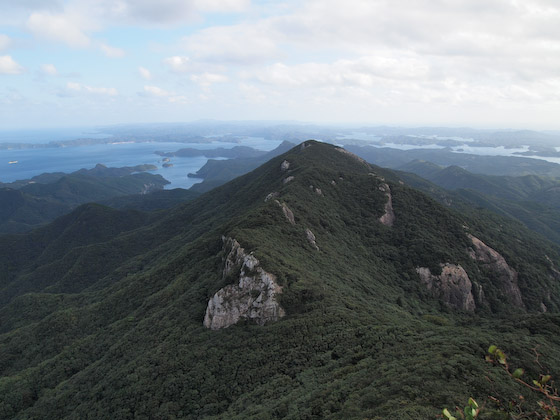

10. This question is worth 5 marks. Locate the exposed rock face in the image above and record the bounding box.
[545,255,560,280]
[309,185,323,196]
[203,237,286,330]
[417,264,476,311]
[467,234,524,308]
[305,228,319,250]
[276,200,295,225]
[335,147,367,164]
[264,192,278,202]
[283,176,295,184]
[378,183,395,227]
[141,183,158,194]
[280,160,290,171]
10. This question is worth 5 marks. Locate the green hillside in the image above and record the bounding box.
[344,144,560,177]
[189,140,295,192]
[397,160,560,245]
[1,141,559,419]
[0,165,171,233]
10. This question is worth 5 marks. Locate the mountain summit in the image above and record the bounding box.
[1,141,560,419]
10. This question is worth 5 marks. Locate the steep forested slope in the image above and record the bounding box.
[0,141,559,419]
[0,165,170,233]
[396,160,560,245]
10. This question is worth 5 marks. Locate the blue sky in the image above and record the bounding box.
[1,0,560,129]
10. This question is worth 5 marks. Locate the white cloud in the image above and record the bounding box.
[99,43,125,57]
[1,0,62,11]
[41,63,58,76]
[194,0,250,13]
[67,81,118,96]
[182,23,279,64]
[35,0,252,27]
[142,85,187,103]
[19,1,250,52]
[179,0,560,78]
[191,72,229,87]
[112,0,250,23]
[0,55,24,74]
[143,85,171,97]
[172,0,560,114]
[96,0,198,24]
[249,56,431,89]
[0,35,11,51]
[163,56,191,73]
[138,66,152,80]
[4,0,560,127]
[26,12,91,48]
[238,83,266,103]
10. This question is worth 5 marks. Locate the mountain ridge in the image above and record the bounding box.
[1,140,559,419]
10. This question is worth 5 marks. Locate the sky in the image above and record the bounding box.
[1,0,560,130]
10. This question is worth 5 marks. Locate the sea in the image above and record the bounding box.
[0,130,282,189]
[2,128,560,189]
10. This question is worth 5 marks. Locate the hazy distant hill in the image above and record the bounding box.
[1,141,559,419]
[0,164,171,233]
[155,145,265,159]
[345,144,560,177]
[395,160,560,245]
[188,140,296,192]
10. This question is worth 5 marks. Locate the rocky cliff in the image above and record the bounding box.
[378,182,395,227]
[467,234,524,308]
[416,264,476,311]
[203,237,285,330]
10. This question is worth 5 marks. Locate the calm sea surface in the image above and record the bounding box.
[3,129,560,189]
[0,137,282,189]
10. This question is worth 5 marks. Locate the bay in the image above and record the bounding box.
[0,139,282,189]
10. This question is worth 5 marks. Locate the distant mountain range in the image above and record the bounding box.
[0,164,175,233]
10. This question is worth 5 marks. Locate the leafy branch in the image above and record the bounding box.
[443,346,559,420]
[486,345,559,419]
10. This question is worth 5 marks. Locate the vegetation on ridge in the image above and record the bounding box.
[0,141,559,419]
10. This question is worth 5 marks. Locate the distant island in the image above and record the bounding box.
[4,122,560,153]
[155,146,265,159]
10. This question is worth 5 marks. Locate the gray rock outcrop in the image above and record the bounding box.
[281,160,290,171]
[283,176,295,184]
[335,147,367,164]
[378,183,395,227]
[264,192,278,202]
[467,234,524,308]
[417,264,476,311]
[305,228,319,250]
[276,200,295,225]
[203,237,285,330]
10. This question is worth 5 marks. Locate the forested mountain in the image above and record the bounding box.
[184,140,560,246]
[1,141,559,419]
[0,164,170,233]
[344,144,560,177]
[188,140,295,192]
[396,160,560,245]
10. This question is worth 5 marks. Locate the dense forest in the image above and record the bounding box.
[0,141,559,419]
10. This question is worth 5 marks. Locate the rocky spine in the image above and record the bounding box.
[203,237,285,330]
